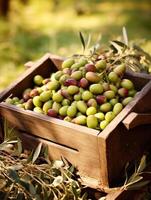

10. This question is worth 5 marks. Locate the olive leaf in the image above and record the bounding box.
[52,176,63,187]
[29,183,37,196]
[16,138,22,156]
[26,149,34,163]
[110,41,123,54]
[19,179,30,191]
[0,119,22,156]
[122,26,128,46]
[133,44,151,62]
[124,162,129,185]
[86,33,92,50]
[79,32,86,53]
[125,175,143,187]
[43,145,51,164]
[126,180,150,190]
[123,154,151,192]
[136,155,146,173]
[8,169,20,182]
[53,160,64,169]
[81,192,88,200]
[69,165,75,174]
[16,192,25,200]
[32,143,42,164]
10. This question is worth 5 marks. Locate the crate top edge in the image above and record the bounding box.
[126,69,151,81]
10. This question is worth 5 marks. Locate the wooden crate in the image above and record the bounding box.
[0,53,151,189]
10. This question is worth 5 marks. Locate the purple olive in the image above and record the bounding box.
[64,78,78,86]
[47,109,58,117]
[85,63,96,72]
[79,78,89,89]
[96,95,107,104]
[30,88,39,98]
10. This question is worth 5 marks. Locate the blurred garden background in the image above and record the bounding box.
[0,0,151,90]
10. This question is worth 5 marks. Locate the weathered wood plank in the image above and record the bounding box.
[123,112,151,129]
[19,131,101,184]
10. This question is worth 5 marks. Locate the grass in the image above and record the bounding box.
[0,0,151,90]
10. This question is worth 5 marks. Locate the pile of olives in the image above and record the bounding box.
[5,57,137,131]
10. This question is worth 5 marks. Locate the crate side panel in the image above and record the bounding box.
[0,105,98,147]
[0,103,101,179]
[20,131,102,183]
[97,136,109,187]
[105,123,151,187]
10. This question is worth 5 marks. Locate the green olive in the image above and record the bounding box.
[59,105,68,116]
[62,58,75,69]
[113,103,123,115]
[74,115,87,125]
[33,75,44,86]
[82,91,93,101]
[87,115,98,129]
[33,96,42,107]
[77,101,87,114]
[67,105,77,118]
[39,91,52,102]
[43,100,53,114]
[100,103,112,113]
[100,120,109,130]
[52,92,63,103]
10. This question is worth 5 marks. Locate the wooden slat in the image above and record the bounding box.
[105,190,124,200]
[0,103,101,181]
[19,131,101,185]
[0,119,3,143]
[48,53,64,69]
[24,53,64,70]
[105,189,142,200]
[98,123,151,187]
[0,103,99,148]
[123,112,151,129]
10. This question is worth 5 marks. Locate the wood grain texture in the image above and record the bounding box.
[123,112,151,129]
[24,53,64,69]
[0,118,3,143]
[105,190,124,200]
[19,131,101,184]
[105,189,143,200]
[48,53,64,69]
